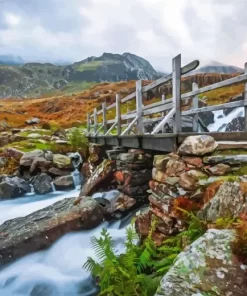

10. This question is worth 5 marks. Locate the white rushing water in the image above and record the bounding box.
[0,190,133,296]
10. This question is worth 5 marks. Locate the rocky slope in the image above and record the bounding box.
[0,52,159,98]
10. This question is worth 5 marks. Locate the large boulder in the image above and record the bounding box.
[178,135,218,156]
[30,157,52,174]
[80,159,115,196]
[53,175,74,190]
[155,229,247,296]
[53,154,72,169]
[0,196,104,264]
[20,150,45,167]
[32,173,53,194]
[198,182,244,222]
[0,176,31,199]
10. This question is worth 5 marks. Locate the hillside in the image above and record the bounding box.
[0,73,244,130]
[0,53,159,99]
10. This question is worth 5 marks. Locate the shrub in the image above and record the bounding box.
[68,128,88,153]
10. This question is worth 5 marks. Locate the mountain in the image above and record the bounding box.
[187,60,244,75]
[0,53,159,98]
[0,55,25,66]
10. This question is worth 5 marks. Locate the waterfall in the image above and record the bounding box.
[25,184,35,196]
[51,182,56,193]
[71,168,82,190]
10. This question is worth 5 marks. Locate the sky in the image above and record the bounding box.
[0,0,246,71]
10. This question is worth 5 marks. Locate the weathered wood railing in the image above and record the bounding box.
[87,54,247,136]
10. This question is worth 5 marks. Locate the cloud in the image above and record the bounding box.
[0,0,246,70]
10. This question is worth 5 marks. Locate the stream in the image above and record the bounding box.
[0,187,133,296]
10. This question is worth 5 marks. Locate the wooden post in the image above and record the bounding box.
[116,94,121,135]
[136,80,144,134]
[244,62,247,131]
[93,108,97,135]
[102,102,107,135]
[87,112,90,135]
[172,54,182,134]
[162,94,166,133]
[192,82,199,132]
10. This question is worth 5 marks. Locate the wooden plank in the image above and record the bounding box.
[128,98,172,114]
[151,108,175,134]
[93,108,97,135]
[107,119,116,124]
[121,116,138,136]
[116,94,121,135]
[173,54,182,133]
[162,94,166,133]
[182,100,244,116]
[143,102,173,116]
[192,83,199,132]
[244,62,247,131]
[142,135,176,152]
[87,113,90,135]
[181,73,247,99]
[122,113,137,120]
[102,102,107,135]
[136,80,144,134]
[121,92,136,103]
[181,60,200,76]
[106,102,116,111]
[95,124,103,136]
[217,141,247,150]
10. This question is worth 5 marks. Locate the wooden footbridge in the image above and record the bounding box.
[87,54,247,152]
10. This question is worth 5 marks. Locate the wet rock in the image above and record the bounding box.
[0,197,104,264]
[52,154,72,169]
[4,147,24,160]
[179,170,207,191]
[32,173,53,194]
[0,176,31,199]
[80,159,115,196]
[223,94,243,116]
[226,117,244,132]
[44,151,53,161]
[105,193,136,214]
[20,150,45,167]
[155,229,247,296]
[198,182,244,222]
[30,157,52,174]
[122,183,149,197]
[25,117,40,125]
[207,163,230,176]
[178,135,218,156]
[53,175,74,190]
[68,152,82,168]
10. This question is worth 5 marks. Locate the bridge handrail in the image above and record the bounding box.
[87,55,247,136]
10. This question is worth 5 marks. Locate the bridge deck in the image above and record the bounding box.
[89,132,247,152]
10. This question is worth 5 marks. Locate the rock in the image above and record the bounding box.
[30,157,52,174]
[4,147,24,160]
[116,160,151,170]
[153,155,170,170]
[0,157,8,168]
[52,154,71,169]
[166,159,186,177]
[204,154,247,165]
[155,229,247,296]
[223,94,243,116]
[11,128,21,134]
[27,133,41,139]
[122,183,149,197]
[0,197,104,264]
[80,159,115,196]
[0,135,9,147]
[114,169,152,186]
[48,167,72,177]
[69,152,83,168]
[135,207,152,238]
[25,117,40,125]
[20,150,45,167]
[179,170,207,191]
[53,175,74,190]
[198,182,244,222]
[149,180,178,198]
[32,173,53,194]
[107,149,126,160]
[56,139,69,145]
[44,151,53,161]
[9,134,26,143]
[178,135,218,156]
[182,156,202,168]
[226,116,244,132]
[0,177,31,199]
[207,163,230,175]
[152,168,167,183]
